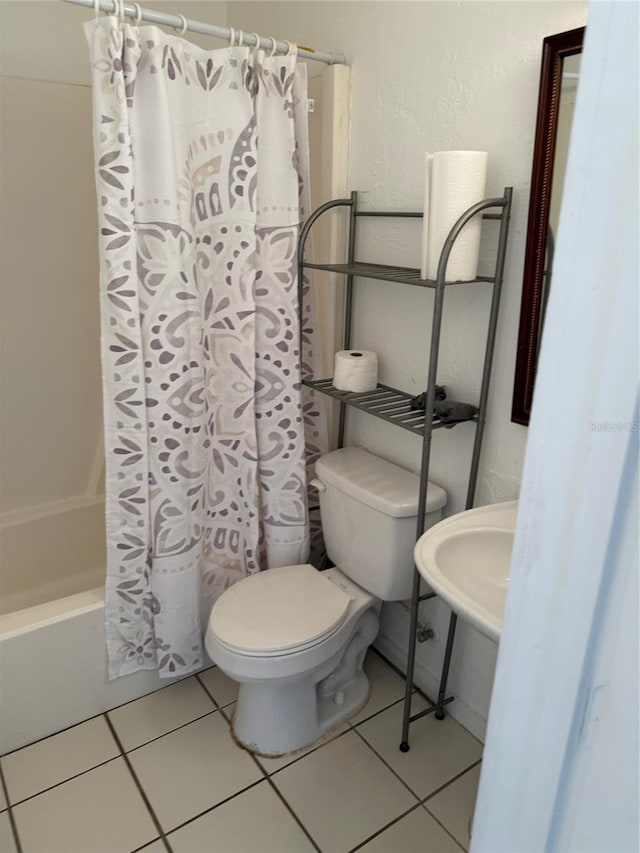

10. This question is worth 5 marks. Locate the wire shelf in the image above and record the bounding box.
[303,378,478,435]
[301,260,494,288]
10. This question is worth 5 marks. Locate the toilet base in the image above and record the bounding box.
[229,606,379,757]
[231,669,371,758]
[208,586,380,759]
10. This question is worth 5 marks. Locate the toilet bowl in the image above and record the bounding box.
[205,447,447,757]
[206,564,379,756]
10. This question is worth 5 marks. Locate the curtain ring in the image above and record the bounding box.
[94,0,101,19]
[132,2,142,26]
[249,32,261,51]
[175,14,187,36]
[237,29,244,46]
[228,27,236,46]
[288,41,297,57]
[266,36,277,56]
[116,0,125,27]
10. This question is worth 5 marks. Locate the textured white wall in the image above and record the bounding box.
[231,0,588,738]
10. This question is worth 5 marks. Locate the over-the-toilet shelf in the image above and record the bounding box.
[297,187,513,751]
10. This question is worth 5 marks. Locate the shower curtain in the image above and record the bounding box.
[86,17,327,679]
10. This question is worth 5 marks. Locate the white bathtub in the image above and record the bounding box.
[0,586,194,754]
[0,495,214,754]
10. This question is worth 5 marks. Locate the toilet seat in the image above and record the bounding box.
[208,564,352,658]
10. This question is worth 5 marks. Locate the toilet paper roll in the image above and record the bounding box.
[332,350,378,393]
[426,151,488,282]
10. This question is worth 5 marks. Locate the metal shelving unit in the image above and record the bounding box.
[297,187,513,751]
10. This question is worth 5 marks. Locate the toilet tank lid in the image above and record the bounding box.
[315,447,447,518]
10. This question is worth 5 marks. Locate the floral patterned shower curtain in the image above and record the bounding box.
[86,17,327,679]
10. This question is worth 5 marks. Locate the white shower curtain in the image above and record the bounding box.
[86,17,327,678]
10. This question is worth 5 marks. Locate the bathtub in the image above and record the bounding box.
[0,499,189,755]
[0,584,196,755]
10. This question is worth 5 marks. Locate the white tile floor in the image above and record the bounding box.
[0,651,482,853]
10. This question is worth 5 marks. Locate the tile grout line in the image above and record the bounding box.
[349,718,480,851]
[262,773,322,853]
[130,836,164,853]
[2,704,230,811]
[201,682,324,853]
[168,680,312,842]
[350,724,480,852]
[347,801,425,853]
[420,759,484,853]
[0,761,22,853]
[159,778,266,841]
[418,803,468,853]
[194,672,228,713]
[421,757,483,805]
[0,711,107,760]
[264,726,353,777]
[123,708,218,756]
[350,724,424,802]
[346,724,473,853]
[4,755,122,810]
[223,710,323,853]
[103,714,172,853]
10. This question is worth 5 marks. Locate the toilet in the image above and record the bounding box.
[205,447,447,757]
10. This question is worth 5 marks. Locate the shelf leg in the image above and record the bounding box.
[337,191,359,449]
[435,612,458,719]
[465,187,512,509]
[399,566,422,752]
[337,403,347,448]
[399,256,447,752]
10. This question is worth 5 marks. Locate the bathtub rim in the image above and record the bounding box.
[0,586,105,640]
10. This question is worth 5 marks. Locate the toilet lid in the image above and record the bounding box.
[209,564,351,656]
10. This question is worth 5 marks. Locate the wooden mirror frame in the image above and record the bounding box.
[512,26,585,425]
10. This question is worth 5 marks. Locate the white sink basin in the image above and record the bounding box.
[414,501,518,642]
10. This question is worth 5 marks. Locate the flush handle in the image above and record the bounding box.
[309,478,326,493]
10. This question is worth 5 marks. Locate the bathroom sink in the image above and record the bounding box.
[414,501,518,642]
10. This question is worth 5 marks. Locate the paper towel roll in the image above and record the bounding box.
[332,350,378,393]
[426,151,488,282]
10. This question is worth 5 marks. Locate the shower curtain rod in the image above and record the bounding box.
[62,0,347,65]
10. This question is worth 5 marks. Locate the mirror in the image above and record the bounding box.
[512,27,585,425]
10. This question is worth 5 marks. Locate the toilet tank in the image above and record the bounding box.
[315,447,447,601]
